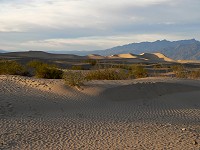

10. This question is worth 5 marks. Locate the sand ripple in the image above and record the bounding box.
[0,75,200,149]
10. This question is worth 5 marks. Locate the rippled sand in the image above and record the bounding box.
[0,75,200,149]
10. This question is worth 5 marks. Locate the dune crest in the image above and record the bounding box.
[153,53,174,62]
[111,53,139,59]
[140,52,174,62]
[87,54,106,59]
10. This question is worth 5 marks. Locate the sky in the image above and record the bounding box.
[0,0,200,51]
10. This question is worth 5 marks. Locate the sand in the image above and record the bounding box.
[0,75,200,149]
[153,53,174,62]
[111,53,139,59]
[87,54,106,59]
[177,60,200,64]
[140,53,175,62]
[107,53,175,63]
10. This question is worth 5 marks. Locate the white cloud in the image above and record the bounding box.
[0,0,173,32]
[16,33,187,51]
[0,0,200,51]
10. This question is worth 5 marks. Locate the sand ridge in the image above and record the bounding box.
[110,53,139,59]
[140,53,175,62]
[87,54,106,59]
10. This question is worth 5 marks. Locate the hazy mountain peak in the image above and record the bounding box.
[94,39,200,60]
[0,49,6,53]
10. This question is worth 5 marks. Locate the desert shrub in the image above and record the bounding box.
[0,60,27,75]
[84,59,97,66]
[153,64,163,69]
[85,68,128,80]
[130,65,148,78]
[188,70,200,79]
[171,65,184,72]
[63,71,85,87]
[113,64,131,70]
[35,65,63,79]
[27,60,44,69]
[171,65,188,78]
[71,65,84,70]
[27,60,63,79]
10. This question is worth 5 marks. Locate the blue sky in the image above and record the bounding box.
[0,0,200,51]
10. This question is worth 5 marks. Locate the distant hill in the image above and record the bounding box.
[54,39,200,60]
[0,51,86,59]
[96,39,200,60]
[2,39,200,60]
[0,50,176,64]
[0,50,6,53]
[159,42,200,60]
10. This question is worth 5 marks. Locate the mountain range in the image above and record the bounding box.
[100,39,200,60]
[50,39,200,60]
[0,50,177,65]
[0,50,6,53]
[1,39,200,60]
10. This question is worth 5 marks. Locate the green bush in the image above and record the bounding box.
[85,68,128,80]
[130,65,148,78]
[63,71,85,87]
[27,60,63,79]
[0,60,27,75]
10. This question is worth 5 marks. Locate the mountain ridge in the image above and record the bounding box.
[0,50,175,63]
[1,39,200,60]
[0,49,6,53]
[47,39,200,60]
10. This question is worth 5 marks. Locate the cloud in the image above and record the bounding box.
[7,33,187,51]
[0,0,200,51]
[0,0,181,31]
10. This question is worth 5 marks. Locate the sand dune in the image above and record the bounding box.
[1,51,177,64]
[177,59,200,64]
[0,75,200,149]
[110,53,139,59]
[107,52,175,63]
[87,54,106,59]
[153,53,175,62]
[140,52,174,62]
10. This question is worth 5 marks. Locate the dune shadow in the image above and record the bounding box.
[100,82,200,101]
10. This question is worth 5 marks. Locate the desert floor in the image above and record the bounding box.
[0,75,200,150]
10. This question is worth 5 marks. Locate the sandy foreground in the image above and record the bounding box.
[0,75,200,150]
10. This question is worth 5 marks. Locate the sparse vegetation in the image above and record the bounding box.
[27,60,63,79]
[27,60,45,69]
[83,59,97,66]
[0,60,28,76]
[71,65,84,70]
[63,71,85,88]
[85,68,128,80]
[113,64,132,70]
[1,57,199,90]
[35,65,63,79]
[188,70,200,79]
[153,64,163,69]
[130,65,148,78]
[171,65,188,78]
